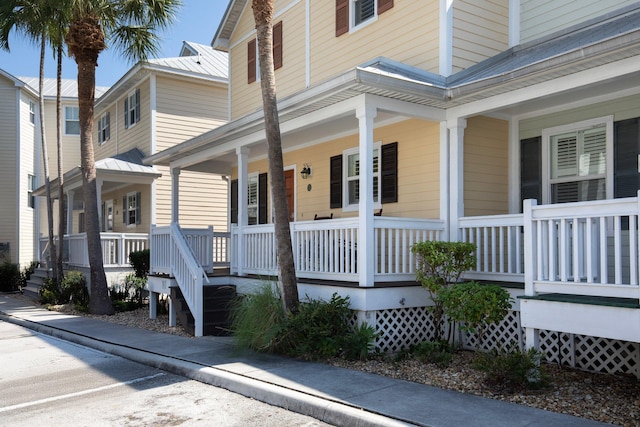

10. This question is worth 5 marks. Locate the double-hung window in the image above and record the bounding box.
[542,117,613,204]
[343,143,381,210]
[64,106,80,135]
[29,101,35,124]
[98,112,110,144]
[124,89,140,128]
[123,192,141,226]
[336,0,393,36]
[247,174,259,225]
[28,174,36,208]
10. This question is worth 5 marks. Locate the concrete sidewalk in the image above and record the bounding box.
[0,295,609,427]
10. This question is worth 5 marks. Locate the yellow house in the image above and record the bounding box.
[39,41,229,284]
[147,1,640,377]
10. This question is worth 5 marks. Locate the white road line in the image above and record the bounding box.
[0,372,165,413]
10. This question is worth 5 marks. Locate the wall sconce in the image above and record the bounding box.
[300,164,311,179]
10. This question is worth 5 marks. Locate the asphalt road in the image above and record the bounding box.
[0,320,331,426]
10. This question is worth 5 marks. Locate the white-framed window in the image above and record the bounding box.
[64,106,79,135]
[125,192,140,226]
[352,0,376,28]
[542,116,613,204]
[343,142,381,211]
[29,101,35,124]
[247,173,259,225]
[27,174,36,208]
[124,89,140,128]
[98,112,110,144]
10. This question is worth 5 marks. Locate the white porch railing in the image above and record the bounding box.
[524,198,640,301]
[41,232,149,268]
[230,217,445,281]
[149,223,212,337]
[459,213,525,282]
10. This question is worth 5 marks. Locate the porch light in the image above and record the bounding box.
[300,164,311,179]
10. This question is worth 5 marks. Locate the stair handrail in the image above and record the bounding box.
[170,222,209,336]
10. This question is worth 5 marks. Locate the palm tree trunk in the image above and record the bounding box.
[38,34,57,282]
[56,42,64,285]
[252,0,299,311]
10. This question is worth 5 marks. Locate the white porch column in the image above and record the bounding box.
[439,121,450,240]
[171,168,181,224]
[448,118,466,241]
[236,147,250,276]
[66,190,74,234]
[356,104,377,287]
[96,178,103,229]
[508,118,520,214]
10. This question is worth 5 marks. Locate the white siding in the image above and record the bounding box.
[520,0,638,44]
[0,80,18,263]
[18,91,37,265]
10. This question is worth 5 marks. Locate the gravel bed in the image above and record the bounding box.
[11,295,639,427]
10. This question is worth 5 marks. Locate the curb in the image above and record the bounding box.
[0,312,418,427]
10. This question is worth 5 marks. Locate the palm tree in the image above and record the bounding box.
[252,0,299,311]
[0,0,60,282]
[63,0,180,314]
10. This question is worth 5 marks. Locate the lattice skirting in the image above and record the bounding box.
[358,307,640,378]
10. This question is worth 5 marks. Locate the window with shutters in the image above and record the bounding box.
[98,112,110,144]
[342,143,381,211]
[336,0,393,36]
[542,117,613,204]
[230,173,268,225]
[124,89,140,128]
[248,21,283,84]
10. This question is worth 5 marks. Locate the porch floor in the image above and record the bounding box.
[520,293,640,309]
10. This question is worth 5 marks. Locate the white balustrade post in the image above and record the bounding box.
[448,118,466,242]
[171,168,181,224]
[119,234,125,266]
[356,104,377,287]
[523,198,537,296]
[66,190,75,235]
[236,147,250,276]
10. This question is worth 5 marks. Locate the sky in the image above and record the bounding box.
[0,1,228,88]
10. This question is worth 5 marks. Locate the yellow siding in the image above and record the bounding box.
[464,116,509,216]
[520,0,637,44]
[101,185,152,234]
[230,0,440,119]
[233,119,441,222]
[94,79,152,160]
[42,100,81,180]
[452,0,509,73]
[155,76,228,151]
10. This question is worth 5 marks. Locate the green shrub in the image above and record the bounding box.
[0,261,21,292]
[473,347,547,391]
[39,271,89,311]
[18,261,39,289]
[110,273,146,311]
[129,249,150,278]
[341,322,378,361]
[409,340,453,367]
[230,284,286,352]
[411,241,476,340]
[440,281,512,348]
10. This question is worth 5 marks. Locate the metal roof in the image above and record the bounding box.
[148,41,228,79]
[17,76,110,99]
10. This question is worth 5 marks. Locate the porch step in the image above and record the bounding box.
[22,267,51,301]
[169,285,237,336]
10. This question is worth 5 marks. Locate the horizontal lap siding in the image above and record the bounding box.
[520,0,637,44]
[101,184,151,233]
[520,95,640,140]
[232,119,441,222]
[310,0,439,86]
[452,0,508,73]
[18,92,36,264]
[464,116,509,216]
[43,101,80,180]
[230,2,306,120]
[0,85,18,262]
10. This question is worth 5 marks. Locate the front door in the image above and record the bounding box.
[284,169,295,221]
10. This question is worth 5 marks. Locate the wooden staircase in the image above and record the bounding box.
[22,267,50,301]
[169,284,236,336]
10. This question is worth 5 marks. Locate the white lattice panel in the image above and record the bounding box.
[462,310,523,352]
[373,307,435,353]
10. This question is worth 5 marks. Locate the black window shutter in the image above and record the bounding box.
[378,0,394,14]
[381,142,398,204]
[134,89,140,123]
[230,179,238,224]
[614,118,640,199]
[247,39,256,83]
[335,0,349,37]
[520,136,541,209]
[330,155,343,208]
[105,112,110,140]
[273,21,283,70]
[124,97,129,128]
[135,192,141,224]
[259,172,268,224]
